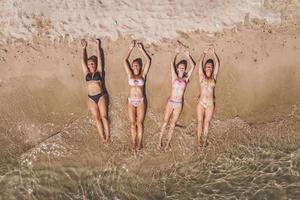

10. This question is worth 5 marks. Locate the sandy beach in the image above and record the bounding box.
[1,0,300,199]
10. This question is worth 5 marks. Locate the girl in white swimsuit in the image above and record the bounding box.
[197,46,220,149]
[128,78,145,107]
[123,40,151,152]
[157,45,195,150]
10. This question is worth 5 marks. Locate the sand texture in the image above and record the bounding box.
[0,0,300,199]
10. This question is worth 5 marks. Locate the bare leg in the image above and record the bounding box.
[98,95,110,143]
[128,103,137,152]
[203,105,214,147]
[158,102,173,150]
[165,106,182,150]
[136,101,146,150]
[197,102,205,149]
[88,99,105,143]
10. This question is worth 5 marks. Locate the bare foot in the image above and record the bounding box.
[132,147,137,155]
[132,142,138,151]
[138,143,143,150]
[102,139,108,144]
[204,142,208,148]
[157,144,162,151]
[164,144,171,151]
[197,144,203,151]
[203,139,208,148]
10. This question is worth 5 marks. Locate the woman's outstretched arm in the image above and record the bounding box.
[185,49,196,81]
[211,47,220,80]
[137,42,151,78]
[81,39,89,75]
[198,49,207,80]
[171,46,180,80]
[96,39,104,73]
[123,40,135,79]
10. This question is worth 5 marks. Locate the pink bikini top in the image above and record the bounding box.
[172,79,187,90]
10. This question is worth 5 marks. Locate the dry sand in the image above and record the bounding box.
[0,0,285,43]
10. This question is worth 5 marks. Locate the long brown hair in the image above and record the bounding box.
[87,55,98,71]
[176,60,188,78]
[203,59,214,78]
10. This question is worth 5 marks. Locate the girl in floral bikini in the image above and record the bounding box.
[197,46,220,149]
[158,45,195,150]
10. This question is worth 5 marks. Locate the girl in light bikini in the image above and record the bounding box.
[197,46,220,149]
[123,40,151,152]
[158,45,195,150]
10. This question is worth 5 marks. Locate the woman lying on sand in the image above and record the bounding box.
[157,45,195,150]
[197,46,220,149]
[81,39,110,144]
[123,40,151,152]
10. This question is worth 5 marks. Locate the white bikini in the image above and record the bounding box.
[128,78,144,86]
[128,78,145,107]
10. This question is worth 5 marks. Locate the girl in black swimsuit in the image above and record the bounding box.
[81,39,110,144]
[86,71,106,103]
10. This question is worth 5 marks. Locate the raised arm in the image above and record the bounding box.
[96,39,104,73]
[210,47,220,80]
[137,42,151,78]
[123,41,135,79]
[81,39,89,75]
[198,50,207,80]
[171,46,181,80]
[185,49,196,81]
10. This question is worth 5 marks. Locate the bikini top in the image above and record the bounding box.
[128,78,145,86]
[200,77,216,88]
[86,72,102,82]
[172,79,187,90]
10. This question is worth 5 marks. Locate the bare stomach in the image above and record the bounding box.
[87,82,103,96]
[129,86,144,99]
[199,88,214,103]
[170,91,185,101]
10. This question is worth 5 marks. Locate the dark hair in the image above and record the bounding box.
[176,60,188,77]
[203,59,214,78]
[87,55,98,66]
[132,58,143,67]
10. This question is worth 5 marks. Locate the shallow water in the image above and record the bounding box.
[1,98,299,199]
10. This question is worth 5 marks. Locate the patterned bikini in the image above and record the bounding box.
[128,78,145,107]
[199,78,216,109]
[168,79,187,109]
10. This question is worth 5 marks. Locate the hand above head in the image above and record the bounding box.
[81,39,87,48]
[185,48,190,57]
[129,40,136,50]
[137,42,143,49]
[175,45,181,53]
[96,38,101,47]
[208,44,215,53]
[204,46,212,54]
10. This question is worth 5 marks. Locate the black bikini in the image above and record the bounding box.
[86,72,106,103]
[85,71,102,82]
